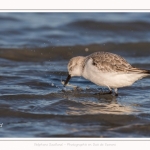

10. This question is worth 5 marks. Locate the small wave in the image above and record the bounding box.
[66,20,150,31]
[0,42,150,62]
[0,16,20,22]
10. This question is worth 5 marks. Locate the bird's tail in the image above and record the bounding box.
[139,69,150,74]
[129,68,150,81]
[144,70,150,74]
[130,68,150,74]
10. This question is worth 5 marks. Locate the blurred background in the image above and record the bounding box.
[1,13,150,48]
[0,13,150,137]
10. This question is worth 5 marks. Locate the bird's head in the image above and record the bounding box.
[64,56,85,86]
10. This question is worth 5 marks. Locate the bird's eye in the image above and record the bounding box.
[93,62,96,66]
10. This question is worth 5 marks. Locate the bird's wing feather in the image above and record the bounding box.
[84,52,146,73]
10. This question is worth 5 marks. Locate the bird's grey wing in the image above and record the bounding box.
[85,52,142,73]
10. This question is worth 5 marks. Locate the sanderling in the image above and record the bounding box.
[64,51,150,96]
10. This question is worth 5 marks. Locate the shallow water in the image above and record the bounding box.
[0,13,150,137]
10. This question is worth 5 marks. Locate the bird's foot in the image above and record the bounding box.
[114,93,118,96]
[94,90,112,95]
[108,91,113,94]
[102,90,112,95]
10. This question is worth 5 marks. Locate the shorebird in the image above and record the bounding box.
[64,51,150,96]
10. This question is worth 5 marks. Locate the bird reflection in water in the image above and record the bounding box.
[62,88,134,115]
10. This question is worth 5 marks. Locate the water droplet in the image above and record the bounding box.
[85,48,89,52]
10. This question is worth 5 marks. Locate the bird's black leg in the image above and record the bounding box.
[93,87,112,95]
[106,86,112,94]
[108,90,112,94]
[100,87,112,95]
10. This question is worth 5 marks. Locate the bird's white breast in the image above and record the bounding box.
[82,58,147,88]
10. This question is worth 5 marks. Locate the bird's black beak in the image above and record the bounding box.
[64,74,71,87]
